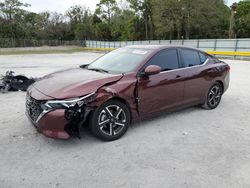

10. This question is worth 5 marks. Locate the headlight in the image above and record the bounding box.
[41,92,97,110]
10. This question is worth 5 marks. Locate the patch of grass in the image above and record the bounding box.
[0,47,89,55]
[0,47,115,55]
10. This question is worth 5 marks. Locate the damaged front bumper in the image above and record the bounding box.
[26,92,95,139]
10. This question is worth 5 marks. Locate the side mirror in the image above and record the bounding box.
[144,65,161,76]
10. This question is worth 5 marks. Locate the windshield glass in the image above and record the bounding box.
[87,47,152,74]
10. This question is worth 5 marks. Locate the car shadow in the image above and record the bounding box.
[44,105,205,147]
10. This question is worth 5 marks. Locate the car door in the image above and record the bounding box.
[137,48,185,116]
[180,48,211,106]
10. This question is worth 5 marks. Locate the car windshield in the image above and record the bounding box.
[86,47,152,74]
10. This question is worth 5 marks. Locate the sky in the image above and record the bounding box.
[24,0,240,14]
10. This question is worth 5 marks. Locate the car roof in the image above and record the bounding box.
[126,45,206,53]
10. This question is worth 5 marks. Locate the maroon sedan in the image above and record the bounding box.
[26,45,230,141]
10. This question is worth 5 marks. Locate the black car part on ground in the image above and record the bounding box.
[0,71,36,93]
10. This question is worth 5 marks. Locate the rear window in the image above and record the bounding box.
[181,49,201,67]
[208,54,220,63]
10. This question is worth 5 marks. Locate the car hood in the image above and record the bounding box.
[32,68,123,99]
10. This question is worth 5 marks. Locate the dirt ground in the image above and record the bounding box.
[0,52,250,188]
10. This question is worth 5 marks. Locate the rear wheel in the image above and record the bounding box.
[202,82,223,109]
[89,99,131,141]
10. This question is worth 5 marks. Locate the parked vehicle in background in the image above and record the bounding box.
[26,45,230,141]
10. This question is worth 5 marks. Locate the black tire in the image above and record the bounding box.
[202,82,223,110]
[89,99,131,141]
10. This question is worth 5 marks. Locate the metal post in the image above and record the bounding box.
[234,39,239,52]
[214,39,217,51]
[197,39,200,48]
[234,39,239,59]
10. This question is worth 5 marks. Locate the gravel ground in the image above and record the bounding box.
[0,52,250,188]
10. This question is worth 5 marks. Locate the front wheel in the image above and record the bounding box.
[89,99,131,141]
[202,82,223,110]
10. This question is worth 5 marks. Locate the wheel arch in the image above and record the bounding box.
[215,80,224,93]
[88,93,133,123]
[105,96,133,123]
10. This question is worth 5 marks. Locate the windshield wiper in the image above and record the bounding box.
[87,68,109,73]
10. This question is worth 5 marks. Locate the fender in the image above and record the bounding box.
[88,75,140,122]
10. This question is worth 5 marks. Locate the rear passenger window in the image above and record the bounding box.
[199,52,208,64]
[146,49,179,71]
[181,49,201,67]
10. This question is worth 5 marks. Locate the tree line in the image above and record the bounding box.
[0,0,249,41]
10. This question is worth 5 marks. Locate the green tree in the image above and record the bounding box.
[46,12,72,40]
[152,0,181,40]
[94,0,119,40]
[66,5,94,40]
[126,15,144,40]
[0,0,243,43]
[66,5,85,25]
[127,0,153,40]
[152,0,230,40]
[235,0,250,38]
[0,0,29,20]
[0,0,30,38]
[33,12,50,39]
[74,13,94,40]
[96,0,118,24]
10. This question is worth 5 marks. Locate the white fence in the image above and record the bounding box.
[86,38,250,53]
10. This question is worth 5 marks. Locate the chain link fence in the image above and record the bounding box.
[1,38,249,52]
[1,38,249,58]
[86,39,250,59]
[0,38,84,48]
[86,38,250,52]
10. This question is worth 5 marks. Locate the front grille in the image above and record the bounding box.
[26,94,43,123]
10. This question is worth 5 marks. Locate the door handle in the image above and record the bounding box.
[176,75,181,79]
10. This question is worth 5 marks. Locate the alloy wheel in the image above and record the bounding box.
[98,105,127,136]
[208,85,222,108]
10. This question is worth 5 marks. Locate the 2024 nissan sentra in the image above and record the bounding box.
[26,45,230,141]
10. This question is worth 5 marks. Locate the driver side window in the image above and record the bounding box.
[145,49,180,72]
